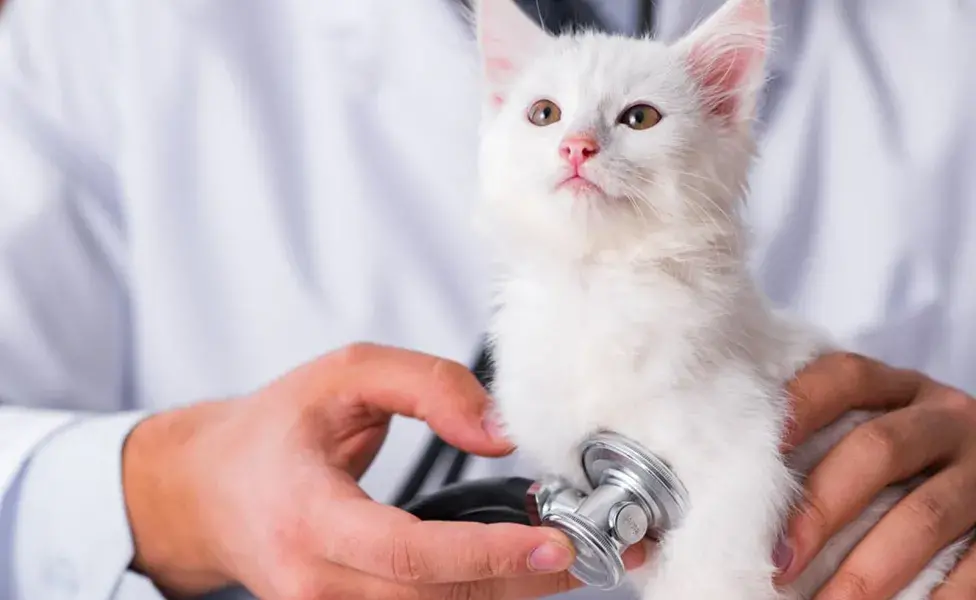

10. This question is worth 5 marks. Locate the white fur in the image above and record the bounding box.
[472,0,967,597]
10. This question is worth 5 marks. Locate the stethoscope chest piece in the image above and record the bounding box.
[526,431,689,590]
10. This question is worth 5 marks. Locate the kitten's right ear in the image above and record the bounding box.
[474,0,550,109]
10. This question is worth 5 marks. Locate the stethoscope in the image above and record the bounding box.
[394,344,689,591]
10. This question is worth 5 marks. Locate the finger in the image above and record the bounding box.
[783,352,925,450]
[252,560,394,600]
[366,568,583,600]
[777,403,966,584]
[425,547,647,600]
[388,573,582,600]
[933,537,976,600]
[291,563,583,600]
[492,571,583,599]
[623,542,651,570]
[813,465,976,600]
[442,544,648,600]
[321,497,577,584]
[322,342,514,457]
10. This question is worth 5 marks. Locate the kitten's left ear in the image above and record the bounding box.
[674,0,771,124]
[474,0,550,109]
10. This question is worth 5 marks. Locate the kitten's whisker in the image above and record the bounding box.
[656,168,738,236]
[672,168,737,205]
[619,174,669,223]
[630,170,732,255]
[679,182,739,255]
[617,180,655,221]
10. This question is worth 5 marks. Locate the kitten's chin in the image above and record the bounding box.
[556,175,605,198]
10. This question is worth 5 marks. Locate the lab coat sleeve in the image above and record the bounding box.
[0,0,151,598]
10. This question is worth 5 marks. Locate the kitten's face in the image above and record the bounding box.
[475,0,770,257]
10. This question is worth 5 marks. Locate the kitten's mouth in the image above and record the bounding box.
[557,174,604,196]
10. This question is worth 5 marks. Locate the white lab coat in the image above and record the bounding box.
[0,0,972,599]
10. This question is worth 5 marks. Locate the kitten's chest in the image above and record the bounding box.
[488,272,781,493]
[489,275,691,474]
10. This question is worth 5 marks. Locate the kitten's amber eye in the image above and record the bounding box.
[527,99,562,126]
[617,104,662,130]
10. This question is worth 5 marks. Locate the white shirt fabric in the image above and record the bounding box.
[0,0,972,599]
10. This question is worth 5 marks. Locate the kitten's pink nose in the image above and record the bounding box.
[560,136,600,168]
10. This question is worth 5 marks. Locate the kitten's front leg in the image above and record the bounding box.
[630,459,795,600]
[631,531,783,600]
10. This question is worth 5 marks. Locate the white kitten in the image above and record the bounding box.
[471,0,967,598]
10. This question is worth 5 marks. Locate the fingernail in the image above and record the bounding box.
[482,411,510,444]
[622,544,648,570]
[773,537,794,573]
[529,541,575,572]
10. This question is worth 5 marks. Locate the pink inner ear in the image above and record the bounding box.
[481,40,519,106]
[485,56,514,74]
[683,0,769,120]
[484,56,516,97]
[485,55,513,106]
[688,44,761,118]
[477,0,550,108]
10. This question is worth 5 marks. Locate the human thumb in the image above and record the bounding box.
[423,391,516,458]
[327,343,516,457]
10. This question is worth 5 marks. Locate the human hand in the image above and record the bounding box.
[774,352,976,599]
[122,343,646,599]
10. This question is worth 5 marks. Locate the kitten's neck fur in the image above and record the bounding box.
[492,198,795,394]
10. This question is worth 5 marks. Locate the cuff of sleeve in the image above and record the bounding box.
[11,411,150,600]
[0,407,81,498]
